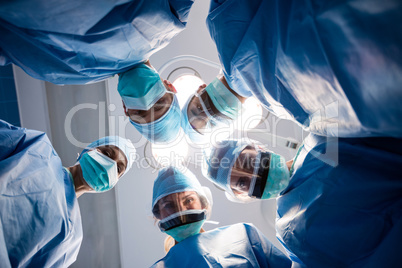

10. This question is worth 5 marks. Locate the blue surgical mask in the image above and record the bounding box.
[205,77,241,119]
[129,94,181,144]
[118,63,167,110]
[159,210,206,242]
[79,150,118,192]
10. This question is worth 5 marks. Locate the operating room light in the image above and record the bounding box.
[151,129,189,168]
[235,96,263,130]
[173,75,205,107]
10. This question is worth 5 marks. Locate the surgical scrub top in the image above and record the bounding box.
[0,0,194,84]
[0,120,82,267]
[276,133,402,267]
[151,223,292,268]
[207,0,402,138]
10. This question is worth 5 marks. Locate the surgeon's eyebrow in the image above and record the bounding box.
[181,193,196,200]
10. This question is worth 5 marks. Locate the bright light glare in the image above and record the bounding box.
[173,75,204,107]
[151,130,189,167]
[236,97,263,130]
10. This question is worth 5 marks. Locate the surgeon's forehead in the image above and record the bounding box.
[238,146,258,158]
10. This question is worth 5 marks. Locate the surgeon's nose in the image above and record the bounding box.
[196,84,207,93]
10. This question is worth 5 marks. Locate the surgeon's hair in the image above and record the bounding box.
[152,193,210,220]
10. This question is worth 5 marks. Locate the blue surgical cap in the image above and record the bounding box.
[152,166,211,212]
[77,136,136,177]
[203,139,250,194]
[118,63,166,110]
[129,94,181,144]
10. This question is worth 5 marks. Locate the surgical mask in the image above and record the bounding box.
[118,64,167,110]
[129,94,181,144]
[205,77,241,119]
[79,150,118,192]
[159,209,206,242]
[248,152,290,200]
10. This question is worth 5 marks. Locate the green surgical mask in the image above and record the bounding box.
[165,220,205,242]
[159,209,206,242]
[261,153,290,199]
[205,77,241,119]
[248,152,290,200]
[79,150,118,192]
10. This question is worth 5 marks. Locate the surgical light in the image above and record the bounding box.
[172,75,204,107]
[235,97,263,130]
[151,129,189,168]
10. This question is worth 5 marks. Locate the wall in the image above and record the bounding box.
[0,65,20,126]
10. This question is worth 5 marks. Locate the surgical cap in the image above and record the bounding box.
[203,139,250,195]
[129,94,181,144]
[118,63,166,110]
[152,166,212,214]
[77,136,136,176]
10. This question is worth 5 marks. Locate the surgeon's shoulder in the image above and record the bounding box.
[209,223,259,237]
[234,222,257,230]
[25,129,58,158]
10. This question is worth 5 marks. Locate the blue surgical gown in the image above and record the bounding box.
[0,0,194,84]
[0,120,82,267]
[207,0,402,138]
[276,134,402,267]
[151,223,292,268]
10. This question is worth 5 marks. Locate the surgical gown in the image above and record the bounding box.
[276,133,402,267]
[0,0,194,84]
[151,223,292,268]
[0,120,82,267]
[207,0,402,137]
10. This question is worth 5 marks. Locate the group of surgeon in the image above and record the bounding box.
[0,0,401,267]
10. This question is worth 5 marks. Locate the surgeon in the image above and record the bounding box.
[203,137,402,266]
[181,74,248,144]
[0,0,195,84]
[151,166,292,267]
[118,61,181,144]
[205,0,402,138]
[0,120,136,267]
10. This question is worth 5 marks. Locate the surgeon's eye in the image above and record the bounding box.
[99,148,113,159]
[237,177,249,191]
[184,197,194,206]
[155,101,168,112]
[162,202,174,210]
